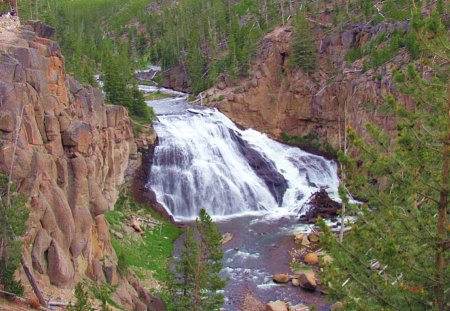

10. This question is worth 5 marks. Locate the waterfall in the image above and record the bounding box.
[146,100,339,221]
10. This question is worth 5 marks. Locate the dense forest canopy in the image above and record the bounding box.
[15,0,433,94]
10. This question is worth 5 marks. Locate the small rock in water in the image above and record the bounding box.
[304,252,319,265]
[272,274,289,283]
[222,232,233,244]
[266,300,288,311]
[291,278,300,286]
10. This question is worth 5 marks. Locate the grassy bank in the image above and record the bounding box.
[105,192,182,283]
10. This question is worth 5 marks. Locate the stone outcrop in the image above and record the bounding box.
[203,21,411,149]
[0,26,155,310]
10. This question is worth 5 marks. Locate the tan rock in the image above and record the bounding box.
[272,274,289,283]
[266,300,288,311]
[294,232,310,247]
[304,253,319,265]
[297,272,317,291]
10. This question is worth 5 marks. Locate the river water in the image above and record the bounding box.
[145,89,337,310]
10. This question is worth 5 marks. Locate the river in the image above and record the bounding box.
[144,86,337,310]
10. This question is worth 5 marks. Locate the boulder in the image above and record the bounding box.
[297,272,317,291]
[304,253,319,265]
[47,240,74,287]
[266,301,288,311]
[272,274,289,283]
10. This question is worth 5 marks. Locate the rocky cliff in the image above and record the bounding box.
[202,22,411,150]
[0,24,158,310]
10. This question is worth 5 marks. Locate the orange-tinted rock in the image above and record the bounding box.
[272,274,289,283]
[304,253,319,265]
[0,27,142,307]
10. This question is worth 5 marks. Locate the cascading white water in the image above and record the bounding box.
[146,99,339,222]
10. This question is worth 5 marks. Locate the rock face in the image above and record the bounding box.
[204,22,410,149]
[0,26,155,309]
[229,129,287,205]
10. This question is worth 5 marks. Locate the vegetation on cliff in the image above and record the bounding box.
[105,192,181,283]
[320,7,449,310]
[0,175,29,295]
[16,0,436,94]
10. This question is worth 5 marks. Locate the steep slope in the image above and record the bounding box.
[0,23,158,310]
[203,22,411,150]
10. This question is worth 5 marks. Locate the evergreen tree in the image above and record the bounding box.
[0,174,29,295]
[102,54,129,107]
[169,209,226,311]
[289,11,317,73]
[170,228,199,310]
[320,8,449,310]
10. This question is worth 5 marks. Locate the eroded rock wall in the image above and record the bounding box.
[0,26,155,309]
[203,22,411,150]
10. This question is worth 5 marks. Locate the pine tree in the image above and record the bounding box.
[319,8,449,310]
[0,174,29,295]
[170,227,199,310]
[169,209,226,311]
[289,11,317,73]
[193,209,226,310]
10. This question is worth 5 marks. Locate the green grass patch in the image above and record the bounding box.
[105,193,182,284]
[144,92,174,101]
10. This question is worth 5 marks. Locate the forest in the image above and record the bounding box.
[14,0,425,94]
[0,0,448,310]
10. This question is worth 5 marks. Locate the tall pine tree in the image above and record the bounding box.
[289,11,317,73]
[169,209,225,311]
[319,7,449,310]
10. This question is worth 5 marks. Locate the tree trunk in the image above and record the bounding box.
[21,256,47,307]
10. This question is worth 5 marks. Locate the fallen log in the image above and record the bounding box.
[22,255,47,308]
